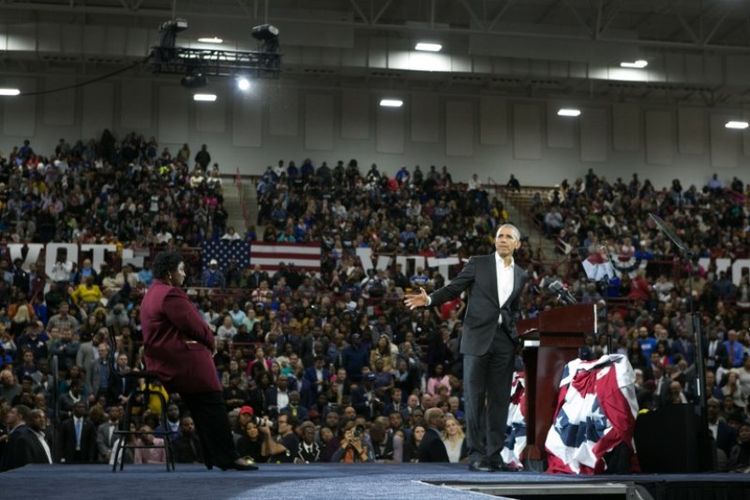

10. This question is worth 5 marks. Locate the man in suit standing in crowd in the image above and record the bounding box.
[406,224,528,472]
[0,405,50,471]
[58,401,97,464]
[418,407,449,462]
[96,405,123,463]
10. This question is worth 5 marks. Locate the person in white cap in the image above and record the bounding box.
[201,258,226,288]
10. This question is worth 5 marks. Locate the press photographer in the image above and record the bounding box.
[258,413,299,463]
[331,421,374,463]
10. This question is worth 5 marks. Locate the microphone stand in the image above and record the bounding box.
[649,213,711,470]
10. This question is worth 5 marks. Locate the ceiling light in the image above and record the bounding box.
[557,108,581,117]
[198,37,223,44]
[0,88,21,96]
[379,99,403,108]
[193,94,217,102]
[620,59,648,69]
[237,77,251,91]
[725,120,749,130]
[415,42,442,52]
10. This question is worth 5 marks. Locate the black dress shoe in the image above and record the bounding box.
[468,460,492,472]
[219,457,258,471]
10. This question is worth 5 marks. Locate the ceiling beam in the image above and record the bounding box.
[561,0,593,38]
[598,0,622,36]
[457,0,485,30]
[350,0,369,24]
[536,0,562,24]
[702,8,730,45]
[487,0,517,32]
[4,1,750,54]
[372,0,393,25]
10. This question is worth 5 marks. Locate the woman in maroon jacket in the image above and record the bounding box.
[140,251,256,471]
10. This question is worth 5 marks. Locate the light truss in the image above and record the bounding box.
[149,46,281,78]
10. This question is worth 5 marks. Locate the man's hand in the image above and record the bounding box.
[404,287,429,310]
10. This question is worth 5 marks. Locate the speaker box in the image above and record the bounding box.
[634,405,713,473]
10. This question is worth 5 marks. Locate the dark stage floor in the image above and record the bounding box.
[2,463,749,500]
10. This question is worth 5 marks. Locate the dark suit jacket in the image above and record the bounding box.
[0,425,50,471]
[58,418,97,463]
[430,254,527,356]
[107,371,138,406]
[173,433,204,463]
[302,367,330,396]
[715,420,737,456]
[417,428,449,462]
[140,280,221,394]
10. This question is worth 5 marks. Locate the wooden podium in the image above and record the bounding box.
[518,303,597,462]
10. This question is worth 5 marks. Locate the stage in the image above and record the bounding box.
[2,463,749,500]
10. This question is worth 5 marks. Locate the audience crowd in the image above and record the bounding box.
[0,132,749,473]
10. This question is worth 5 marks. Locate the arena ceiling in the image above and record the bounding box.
[2,0,750,104]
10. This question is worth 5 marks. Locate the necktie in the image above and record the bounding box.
[75,419,82,450]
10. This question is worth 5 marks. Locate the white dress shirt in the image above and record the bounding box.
[277,390,289,410]
[495,253,515,325]
[33,430,53,464]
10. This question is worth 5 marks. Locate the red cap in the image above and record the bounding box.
[239,405,254,416]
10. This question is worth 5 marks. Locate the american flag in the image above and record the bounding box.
[249,242,321,273]
[201,240,251,272]
[545,354,639,474]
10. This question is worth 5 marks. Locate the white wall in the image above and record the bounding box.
[1,74,748,188]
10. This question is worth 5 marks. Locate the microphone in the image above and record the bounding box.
[547,279,577,305]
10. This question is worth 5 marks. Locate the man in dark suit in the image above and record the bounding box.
[406,224,528,472]
[418,407,449,462]
[0,405,51,471]
[264,376,291,417]
[708,398,737,458]
[302,356,330,406]
[107,353,137,406]
[140,251,256,471]
[58,401,97,463]
[246,264,269,290]
[172,416,204,464]
[96,405,123,463]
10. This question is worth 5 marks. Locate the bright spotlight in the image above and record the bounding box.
[237,77,251,91]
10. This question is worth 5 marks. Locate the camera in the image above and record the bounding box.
[252,416,271,428]
[352,424,365,438]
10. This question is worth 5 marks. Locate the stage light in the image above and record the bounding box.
[620,59,648,69]
[0,88,20,96]
[251,24,280,52]
[557,108,581,117]
[380,99,403,108]
[193,94,217,102]
[181,72,207,88]
[415,42,442,52]
[725,120,749,130]
[198,37,223,44]
[159,18,188,49]
[236,77,251,91]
